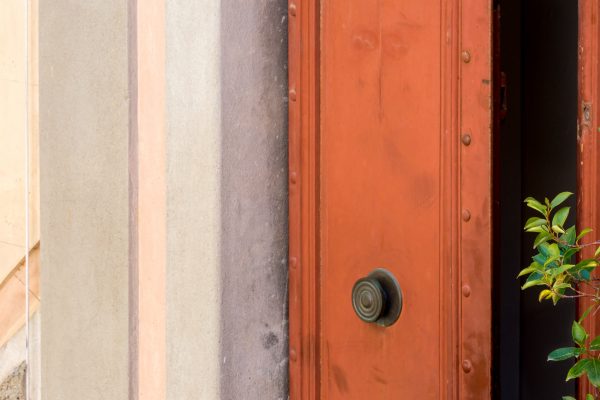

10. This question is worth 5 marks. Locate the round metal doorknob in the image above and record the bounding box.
[352,278,385,323]
[351,268,403,327]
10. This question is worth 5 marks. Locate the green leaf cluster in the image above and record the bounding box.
[549,321,600,389]
[521,192,600,398]
[520,193,597,305]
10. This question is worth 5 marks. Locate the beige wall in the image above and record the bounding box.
[164,2,222,398]
[39,1,289,399]
[0,1,41,398]
[0,0,39,280]
[40,1,130,399]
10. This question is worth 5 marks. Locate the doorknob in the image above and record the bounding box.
[351,268,403,327]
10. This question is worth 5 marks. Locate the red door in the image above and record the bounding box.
[289,0,493,398]
[578,0,600,397]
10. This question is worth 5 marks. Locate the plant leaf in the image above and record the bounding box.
[525,197,548,215]
[518,265,539,278]
[525,217,547,230]
[539,289,552,302]
[533,232,552,249]
[533,252,547,265]
[539,243,552,257]
[522,279,545,290]
[581,270,592,281]
[576,259,599,271]
[586,359,600,387]
[562,226,577,246]
[578,228,593,241]
[562,396,576,400]
[580,305,596,324]
[566,358,592,381]
[551,191,573,208]
[550,264,575,277]
[544,255,561,268]
[573,321,588,346]
[554,282,572,290]
[590,335,600,351]
[552,292,561,305]
[552,207,570,228]
[527,226,546,233]
[548,243,561,258]
[563,247,580,262]
[548,347,581,361]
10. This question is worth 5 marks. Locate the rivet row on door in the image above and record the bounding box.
[458,0,493,397]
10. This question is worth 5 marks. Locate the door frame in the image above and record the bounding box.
[288,0,320,399]
[578,0,600,397]
[288,0,493,398]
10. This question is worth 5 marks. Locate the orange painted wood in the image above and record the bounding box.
[288,1,320,399]
[289,0,492,398]
[577,0,600,397]
[458,0,493,397]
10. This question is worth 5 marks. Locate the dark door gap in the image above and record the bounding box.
[493,0,578,398]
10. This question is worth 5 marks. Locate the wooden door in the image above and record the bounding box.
[578,0,600,397]
[288,0,493,399]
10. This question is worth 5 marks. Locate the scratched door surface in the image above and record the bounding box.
[318,0,492,398]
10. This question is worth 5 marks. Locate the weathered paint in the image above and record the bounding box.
[289,0,492,398]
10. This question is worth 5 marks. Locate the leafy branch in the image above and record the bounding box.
[521,192,600,400]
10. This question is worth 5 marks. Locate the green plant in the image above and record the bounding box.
[521,192,600,399]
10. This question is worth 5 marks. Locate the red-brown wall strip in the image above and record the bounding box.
[459,0,493,397]
[578,0,599,397]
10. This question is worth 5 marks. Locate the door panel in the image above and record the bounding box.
[288,0,493,398]
[320,1,442,398]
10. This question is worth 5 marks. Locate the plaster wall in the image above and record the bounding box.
[40,1,288,399]
[164,1,223,398]
[0,0,39,282]
[39,1,130,399]
[164,1,288,398]
[218,1,289,398]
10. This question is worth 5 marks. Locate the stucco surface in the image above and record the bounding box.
[39,2,130,399]
[165,1,288,399]
[219,1,289,398]
[0,0,39,282]
[39,1,288,398]
[165,2,222,399]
